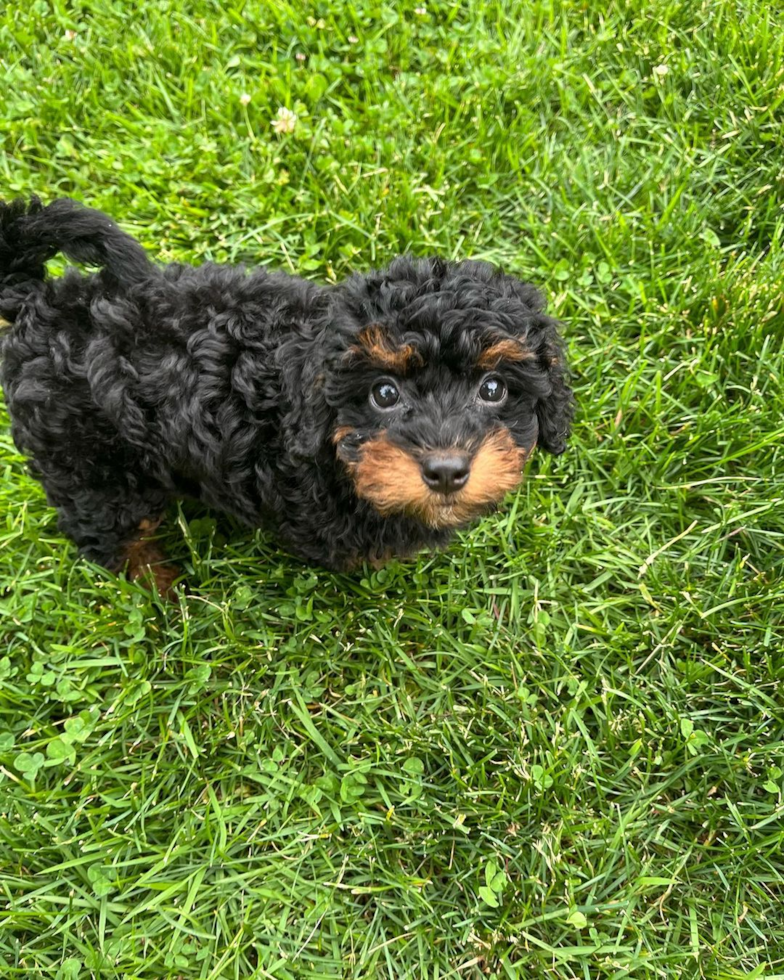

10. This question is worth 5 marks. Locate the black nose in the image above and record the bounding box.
[421,454,471,495]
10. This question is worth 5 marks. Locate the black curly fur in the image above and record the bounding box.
[0,197,573,580]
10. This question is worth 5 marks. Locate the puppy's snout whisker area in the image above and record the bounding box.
[420,454,471,496]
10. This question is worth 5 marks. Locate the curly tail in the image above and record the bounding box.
[0,196,154,294]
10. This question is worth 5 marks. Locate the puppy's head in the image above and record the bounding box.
[317,257,573,528]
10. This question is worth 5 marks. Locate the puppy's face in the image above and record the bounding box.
[325,259,572,529]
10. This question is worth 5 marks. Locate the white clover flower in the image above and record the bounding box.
[271,107,298,134]
[239,93,251,106]
[652,64,669,77]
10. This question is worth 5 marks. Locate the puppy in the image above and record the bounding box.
[0,198,572,591]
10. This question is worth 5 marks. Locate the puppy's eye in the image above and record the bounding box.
[478,376,507,404]
[370,380,400,410]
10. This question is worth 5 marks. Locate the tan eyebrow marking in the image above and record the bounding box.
[345,325,424,373]
[477,338,535,369]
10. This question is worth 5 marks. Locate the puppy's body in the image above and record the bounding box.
[0,198,572,585]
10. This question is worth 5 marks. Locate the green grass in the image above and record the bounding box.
[2,0,784,976]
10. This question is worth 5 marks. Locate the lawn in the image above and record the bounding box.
[1,0,784,976]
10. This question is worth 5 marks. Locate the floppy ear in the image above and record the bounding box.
[277,330,336,460]
[534,317,574,455]
[479,267,573,455]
